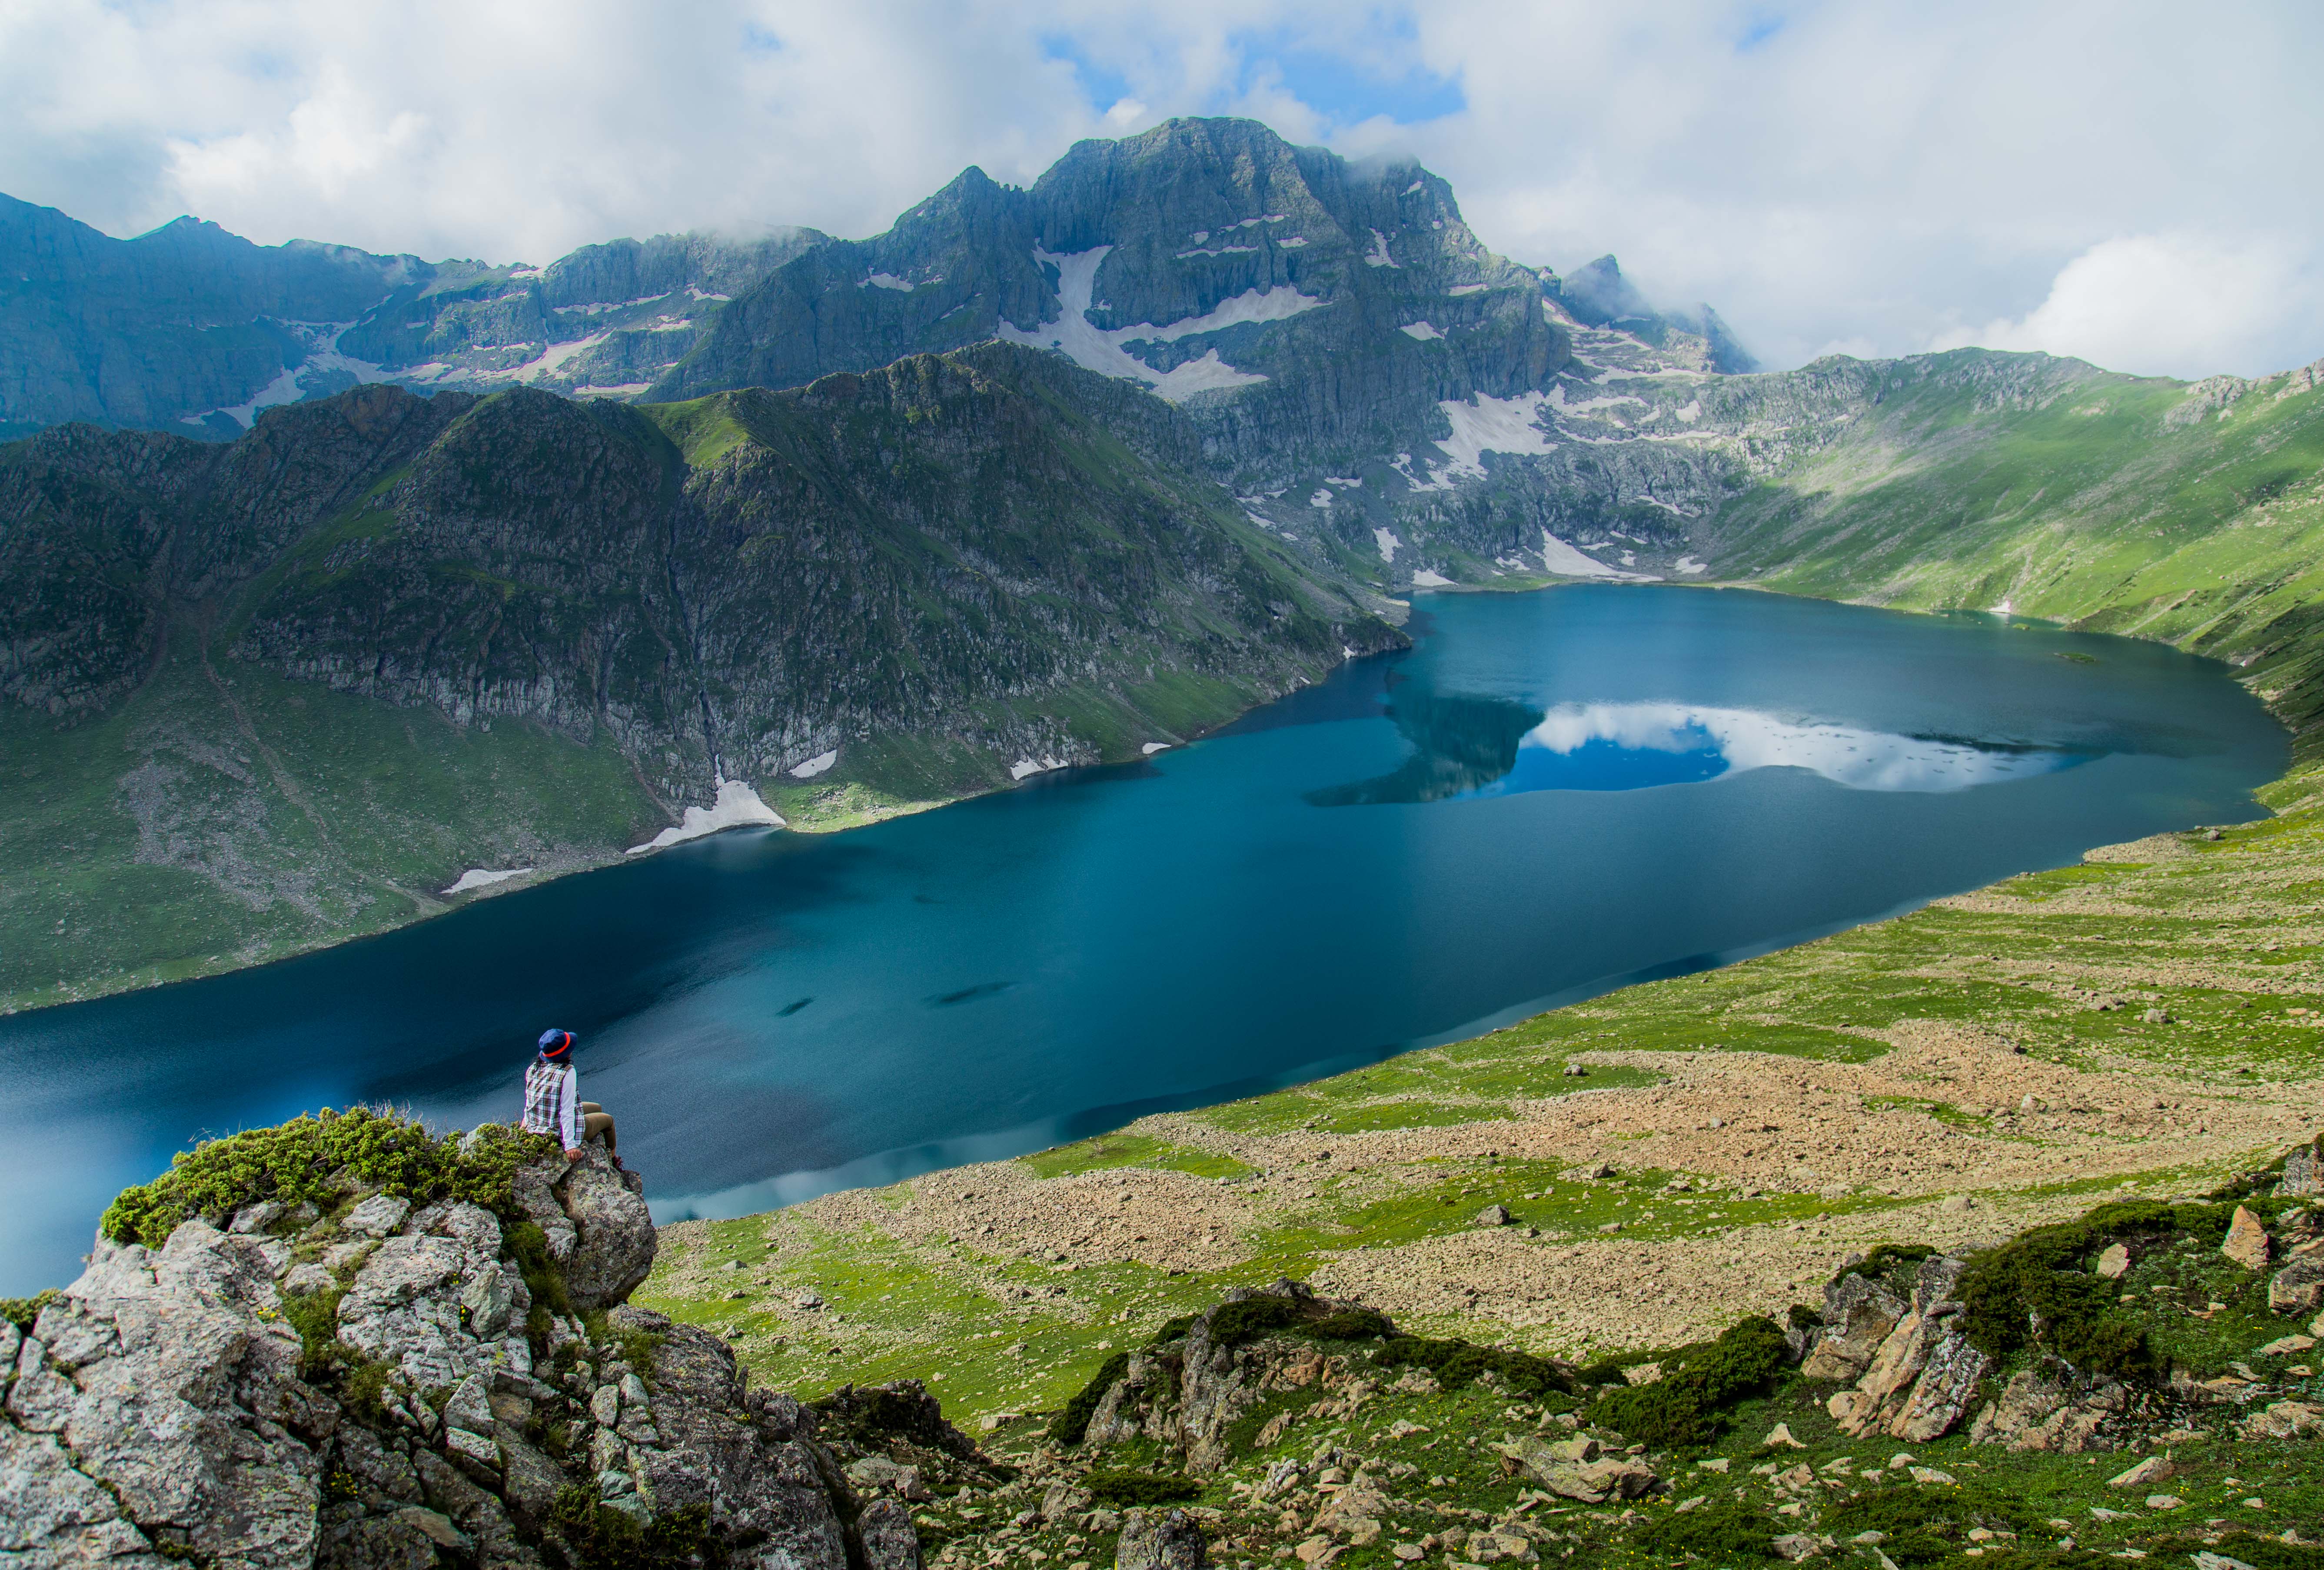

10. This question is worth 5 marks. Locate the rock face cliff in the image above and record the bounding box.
[0,1124,962,1570]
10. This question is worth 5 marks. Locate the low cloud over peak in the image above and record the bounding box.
[1,0,2316,381]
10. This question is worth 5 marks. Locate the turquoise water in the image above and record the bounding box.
[0,587,2286,1291]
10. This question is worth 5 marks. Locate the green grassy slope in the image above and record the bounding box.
[1709,352,2324,751]
[0,626,662,1012]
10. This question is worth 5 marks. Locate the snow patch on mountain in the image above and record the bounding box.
[1539,529,1655,581]
[997,246,1315,402]
[1431,392,1558,481]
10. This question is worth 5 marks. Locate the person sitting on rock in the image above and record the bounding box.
[521,1027,620,1168]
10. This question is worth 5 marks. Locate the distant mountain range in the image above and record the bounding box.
[0,118,1750,446]
[5,116,2321,1010]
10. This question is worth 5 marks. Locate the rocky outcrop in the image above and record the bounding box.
[1809,1255,1990,1445]
[1079,1280,1393,1474]
[0,1137,976,1570]
[1964,1358,2138,1454]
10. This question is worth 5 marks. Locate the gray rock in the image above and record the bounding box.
[1772,1532,1825,1561]
[554,1148,656,1311]
[2281,1142,2323,1199]
[344,1195,414,1238]
[858,1497,924,1570]
[459,1262,517,1339]
[314,1511,450,1570]
[0,1223,322,1568]
[1801,1295,1902,1384]
[231,1200,286,1235]
[1476,1204,1513,1228]
[1496,1435,1657,1503]
[591,1383,622,1426]
[1040,1478,1095,1521]
[0,1420,162,1567]
[336,1235,497,1392]
[1116,1506,1209,1570]
[2269,1255,2324,1316]
[615,1306,851,1568]
[493,1423,568,1533]
[442,1374,495,1437]
[1890,1330,1991,1443]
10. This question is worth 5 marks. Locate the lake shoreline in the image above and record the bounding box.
[0,578,2282,1025]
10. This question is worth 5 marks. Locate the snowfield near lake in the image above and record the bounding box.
[788,750,838,779]
[625,780,785,854]
[441,867,533,896]
[1539,529,1655,580]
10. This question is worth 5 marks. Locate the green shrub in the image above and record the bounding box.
[1082,1469,1201,1506]
[1586,1317,1788,1447]
[506,1220,573,1319]
[1147,1314,1196,1347]
[547,1485,725,1570]
[0,1289,58,1331]
[1835,1243,1934,1288]
[1197,1296,1302,1347]
[1373,1334,1574,1396]
[1633,1497,1781,1560]
[98,1109,558,1248]
[1303,1308,1396,1341]
[1051,1351,1131,1445]
[1954,1198,2216,1379]
[276,1286,347,1379]
[339,1356,401,1425]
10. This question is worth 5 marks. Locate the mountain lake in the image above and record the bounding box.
[0,584,2288,1291]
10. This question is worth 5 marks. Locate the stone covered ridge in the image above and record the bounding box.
[0,1140,946,1570]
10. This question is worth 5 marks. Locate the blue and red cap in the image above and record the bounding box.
[537,1029,575,1061]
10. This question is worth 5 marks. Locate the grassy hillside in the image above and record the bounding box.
[1709,353,2324,750]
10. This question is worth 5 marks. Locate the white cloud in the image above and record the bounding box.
[1930,234,2324,380]
[0,0,2317,380]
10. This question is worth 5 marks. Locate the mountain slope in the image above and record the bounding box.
[0,349,1398,1010]
[652,118,1576,481]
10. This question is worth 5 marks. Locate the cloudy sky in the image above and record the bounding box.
[3,0,2317,378]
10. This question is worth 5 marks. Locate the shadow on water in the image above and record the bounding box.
[1306,691,1546,806]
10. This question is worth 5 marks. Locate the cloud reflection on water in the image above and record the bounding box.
[1315,696,2089,806]
[1486,703,2087,796]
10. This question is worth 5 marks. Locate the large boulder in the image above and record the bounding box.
[2,1223,327,1569]
[550,1146,655,1311]
[1116,1507,1209,1570]
[2270,1254,2324,1316]
[611,1306,852,1567]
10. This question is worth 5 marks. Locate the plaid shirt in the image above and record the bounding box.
[522,1059,579,1148]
